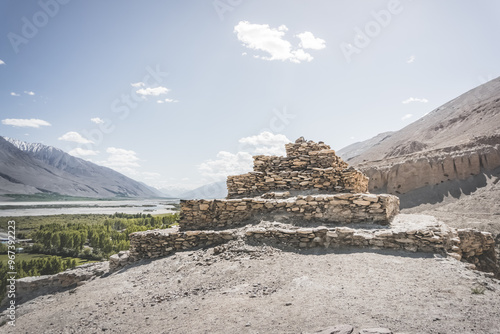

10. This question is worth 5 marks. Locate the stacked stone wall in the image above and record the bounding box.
[284,139,331,157]
[129,228,236,260]
[252,150,347,172]
[179,193,400,231]
[227,168,368,199]
[227,138,368,198]
[127,224,497,274]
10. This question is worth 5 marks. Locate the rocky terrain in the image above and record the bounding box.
[2,227,500,334]
[338,76,500,209]
[0,137,161,198]
[2,78,500,333]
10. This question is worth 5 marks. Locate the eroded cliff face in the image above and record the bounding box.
[358,143,500,195]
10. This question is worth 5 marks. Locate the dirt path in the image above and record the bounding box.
[3,241,500,334]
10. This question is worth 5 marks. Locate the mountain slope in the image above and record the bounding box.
[344,77,500,164]
[338,76,500,208]
[179,181,227,199]
[337,131,394,162]
[0,137,161,198]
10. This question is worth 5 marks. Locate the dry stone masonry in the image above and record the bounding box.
[180,137,394,230]
[227,137,369,198]
[118,137,498,277]
[125,216,497,276]
[180,193,399,231]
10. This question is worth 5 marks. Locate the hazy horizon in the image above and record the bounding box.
[1,0,500,191]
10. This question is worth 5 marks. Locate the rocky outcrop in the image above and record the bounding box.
[358,143,500,195]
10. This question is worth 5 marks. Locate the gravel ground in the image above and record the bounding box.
[3,239,500,334]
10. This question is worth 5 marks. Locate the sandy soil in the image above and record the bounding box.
[402,170,500,236]
[3,239,500,334]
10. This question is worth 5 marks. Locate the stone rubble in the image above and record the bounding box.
[124,217,496,274]
[227,137,369,198]
[309,325,395,334]
[114,137,498,277]
[1,262,109,307]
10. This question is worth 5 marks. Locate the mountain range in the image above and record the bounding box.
[0,137,162,199]
[338,76,500,208]
[2,77,498,202]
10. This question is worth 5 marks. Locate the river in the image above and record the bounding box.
[0,199,179,217]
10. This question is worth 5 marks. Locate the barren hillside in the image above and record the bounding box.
[338,77,500,212]
[344,77,500,165]
[3,233,500,334]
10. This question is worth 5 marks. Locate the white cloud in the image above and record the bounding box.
[407,55,415,63]
[96,147,154,180]
[157,98,178,103]
[142,172,161,180]
[58,131,93,144]
[402,97,428,104]
[198,132,291,181]
[68,148,99,157]
[0,59,5,65]
[103,147,140,168]
[238,131,291,155]
[24,91,35,96]
[199,151,253,181]
[402,114,413,121]
[131,82,145,88]
[290,49,313,63]
[136,86,169,96]
[296,31,326,50]
[234,21,320,63]
[90,117,104,124]
[10,92,20,97]
[2,118,51,128]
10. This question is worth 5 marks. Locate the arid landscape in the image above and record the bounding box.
[2,74,500,332]
[1,2,500,334]
[3,238,500,334]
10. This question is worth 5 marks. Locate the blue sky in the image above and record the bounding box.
[1,0,500,191]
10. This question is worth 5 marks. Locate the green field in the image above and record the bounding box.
[0,214,112,239]
[0,253,96,266]
[2,193,170,202]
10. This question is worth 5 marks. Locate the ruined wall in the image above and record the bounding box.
[179,193,400,231]
[128,228,236,260]
[2,262,108,307]
[126,223,496,273]
[227,139,368,199]
[227,168,368,198]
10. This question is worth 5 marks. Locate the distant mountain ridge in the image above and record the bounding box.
[341,77,500,165]
[0,137,162,199]
[337,131,394,162]
[159,181,227,199]
[178,181,227,199]
[337,76,500,208]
